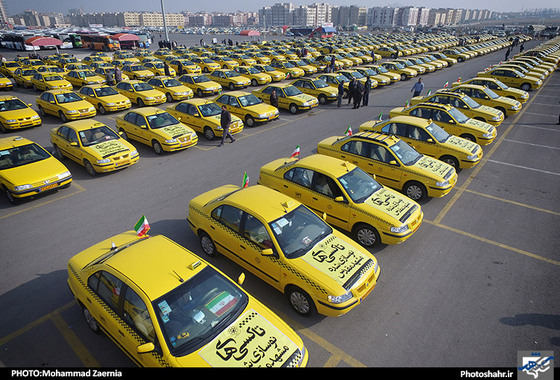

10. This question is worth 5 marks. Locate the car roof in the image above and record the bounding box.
[127,106,168,116]
[0,135,33,150]
[60,119,108,131]
[290,154,357,177]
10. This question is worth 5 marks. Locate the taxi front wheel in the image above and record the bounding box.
[199,231,217,257]
[82,305,101,334]
[287,286,315,317]
[353,223,380,247]
[404,181,426,201]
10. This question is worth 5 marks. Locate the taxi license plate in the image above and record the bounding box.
[40,183,58,192]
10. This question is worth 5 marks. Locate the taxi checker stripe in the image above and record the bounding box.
[189,204,329,295]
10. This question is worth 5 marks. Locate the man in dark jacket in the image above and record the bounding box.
[353,80,364,109]
[348,78,356,105]
[270,90,279,109]
[362,77,371,106]
[219,105,235,146]
[337,81,344,107]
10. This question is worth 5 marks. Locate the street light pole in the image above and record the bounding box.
[161,0,169,42]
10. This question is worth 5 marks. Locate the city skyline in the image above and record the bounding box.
[5,0,558,16]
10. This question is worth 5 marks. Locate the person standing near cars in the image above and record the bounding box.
[337,81,344,107]
[363,76,371,106]
[411,78,424,97]
[218,105,235,146]
[348,78,357,105]
[270,90,279,109]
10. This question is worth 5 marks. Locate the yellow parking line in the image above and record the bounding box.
[433,74,550,225]
[424,219,560,267]
[462,188,560,217]
[0,183,86,221]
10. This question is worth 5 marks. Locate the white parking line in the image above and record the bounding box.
[487,159,560,176]
[516,123,560,131]
[502,139,560,150]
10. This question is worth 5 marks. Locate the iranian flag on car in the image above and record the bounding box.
[206,292,237,316]
[134,215,150,237]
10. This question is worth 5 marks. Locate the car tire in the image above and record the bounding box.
[496,107,507,116]
[474,117,486,123]
[286,286,315,317]
[353,223,380,247]
[318,94,327,104]
[289,103,298,114]
[98,104,106,115]
[166,92,173,102]
[38,106,45,117]
[521,83,531,91]
[137,98,145,107]
[59,111,68,123]
[3,186,16,204]
[81,305,101,334]
[459,133,476,142]
[251,79,257,86]
[440,155,459,170]
[84,160,97,177]
[152,140,163,155]
[199,231,217,257]
[245,115,255,127]
[53,144,65,160]
[119,129,129,141]
[228,82,235,91]
[197,89,203,97]
[203,126,215,140]
[0,122,6,133]
[404,181,427,201]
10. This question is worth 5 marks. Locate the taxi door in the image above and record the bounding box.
[121,112,151,146]
[55,126,82,165]
[405,125,438,159]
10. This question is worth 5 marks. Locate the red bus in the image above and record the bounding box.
[79,34,120,51]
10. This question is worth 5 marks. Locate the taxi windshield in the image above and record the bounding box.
[269,205,332,259]
[238,94,262,106]
[153,266,247,356]
[462,95,481,109]
[425,122,450,143]
[132,82,153,92]
[394,63,405,69]
[79,126,119,147]
[389,140,422,166]
[0,98,28,111]
[377,66,389,73]
[45,75,63,81]
[162,79,181,87]
[338,168,382,203]
[483,88,500,99]
[192,75,210,83]
[55,92,82,103]
[312,79,329,88]
[448,107,469,124]
[94,87,119,97]
[0,143,50,169]
[284,86,302,96]
[146,112,179,129]
[198,103,221,117]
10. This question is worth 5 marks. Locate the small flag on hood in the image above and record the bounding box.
[443,81,449,88]
[345,126,353,136]
[378,111,383,120]
[242,171,249,188]
[134,215,150,237]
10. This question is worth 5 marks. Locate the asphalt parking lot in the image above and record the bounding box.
[0,36,558,369]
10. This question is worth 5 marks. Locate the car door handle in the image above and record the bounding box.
[240,244,246,250]
[118,330,125,338]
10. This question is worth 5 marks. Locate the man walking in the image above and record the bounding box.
[337,81,344,107]
[348,78,356,105]
[353,80,364,109]
[218,105,235,146]
[411,78,424,97]
[363,76,371,106]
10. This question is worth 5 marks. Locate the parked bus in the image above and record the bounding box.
[79,34,120,51]
[1,33,36,51]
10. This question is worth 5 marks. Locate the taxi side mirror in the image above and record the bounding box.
[426,138,434,143]
[70,142,78,146]
[193,113,200,117]
[389,160,398,166]
[334,196,345,203]
[322,212,327,220]
[237,273,245,286]
[137,343,155,354]
[262,248,274,256]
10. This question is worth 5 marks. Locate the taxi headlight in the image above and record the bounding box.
[390,225,409,234]
[492,115,500,121]
[436,180,449,187]
[14,184,32,191]
[51,85,59,89]
[165,138,178,144]
[57,171,71,179]
[96,158,110,164]
[467,154,478,160]
[301,102,310,107]
[258,113,267,118]
[145,97,154,100]
[130,150,138,157]
[483,132,493,138]
[5,119,16,123]
[66,110,78,114]
[328,291,353,304]
[31,115,40,120]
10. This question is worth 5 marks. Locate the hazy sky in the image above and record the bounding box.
[5,0,558,16]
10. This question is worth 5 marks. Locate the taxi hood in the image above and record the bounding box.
[86,139,132,158]
[1,157,67,186]
[413,155,453,179]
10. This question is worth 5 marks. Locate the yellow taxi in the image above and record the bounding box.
[168,59,201,75]
[258,154,423,247]
[246,52,272,65]
[380,61,417,81]
[77,85,132,115]
[21,58,45,69]
[31,73,73,91]
[410,90,504,126]
[187,184,381,317]
[112,51,139,64]
[36,90,96,122]
[142,61,176,77]
[50,120,139,176]
[389,102,497,146]
[449,84,522,117]
[229,54,257,67]
[114,80,166,107]
[67,231,308,367]
[167,99,243,140]
[235,66,272,86]
[290,78,338,104]
[115,107,198,154]
[64,69,106,87]
[431,52,457,66]
[252,64,286,82]
[300,57,327,73]
[393,59,426,75]
[81,55,105,66]
[121,64,155,81]
[441,48,470,62]
[190,57,220,73]
[287,60,318,76]
[12,68,37,88]
[269,61,305,79]
[64,63,91,72]
[374,46,401,59]
[0,60,21,77]
[210,55,240,70]
[208,69,250,91]
[0,72,13,90]
[317,131,458,201]
[36,65,66,75]
[0,136,72,204]
[364,64,401,83]
[451,77,529,103]
[177,74,222,97]
[336,70,378,89]
[317,73,350,95]
[147,76,194,102]
[252,84,318,115]
[214,91,279,127]
[354,67,391,86]
[0,95,42,133]
[476,67,542,92]
[89,51,112,62]
[93,67,130,82]
[360,116,483,170]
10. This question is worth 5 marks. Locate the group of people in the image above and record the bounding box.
[338,77,373,109]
